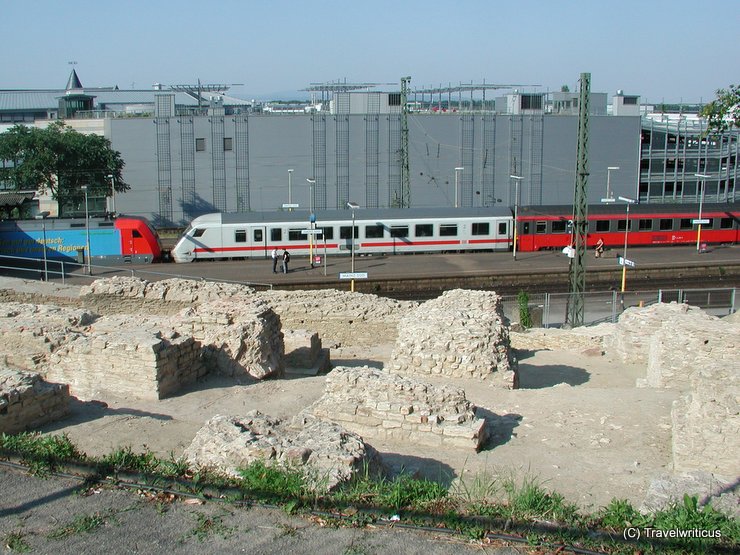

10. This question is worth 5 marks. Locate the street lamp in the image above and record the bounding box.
[81,185,91,275]
[306,178,316,265]
[694,173,710,252]
[347,201,360,292]
[603,166,620,202]
[509,175,524,260]
[35,211,50,281]
[288,169,294,209]
[617,195,636,292]
[454,167,464,208]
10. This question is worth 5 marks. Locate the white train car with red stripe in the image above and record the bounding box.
[171,207,513,263]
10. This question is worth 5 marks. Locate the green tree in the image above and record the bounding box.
[700,84,740,132]
[0,121,128,206]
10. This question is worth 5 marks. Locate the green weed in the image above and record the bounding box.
[0,432,85,475]
[237,460,307,501]
[189,511,234,542]
[48,512,106,539]
[502,475,581,524]
[3,531,31,553]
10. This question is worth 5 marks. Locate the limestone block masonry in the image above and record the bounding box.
[387,289,518,388]
[184,411,383,490]
[0,366,70,434]
[174,297,284,379]
[305,366,488,451]
[44,316,206,402]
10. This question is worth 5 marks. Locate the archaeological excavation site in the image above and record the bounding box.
[0,276,738,518]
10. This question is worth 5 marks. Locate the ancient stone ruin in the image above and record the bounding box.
[0,365,70,434]
[387,289,518,388]
[306,366,488,451]
[184,410,382,490]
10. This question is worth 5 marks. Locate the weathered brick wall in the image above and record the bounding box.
[387,289,518,388]
[306,366,488,451]
[0,367,70,434]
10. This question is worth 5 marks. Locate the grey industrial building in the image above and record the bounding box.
[0,71,737,227]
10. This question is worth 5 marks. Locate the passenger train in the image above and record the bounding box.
[0,216,162,264]
[171,203,739,263]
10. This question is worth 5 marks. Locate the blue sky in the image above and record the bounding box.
[2,0,737,103]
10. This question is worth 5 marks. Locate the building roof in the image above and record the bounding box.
[0,192,35,207]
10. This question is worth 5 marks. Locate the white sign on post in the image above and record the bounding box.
[617,256,635,268]
[692,219,710,225]
[301,229,323,236]
[339,272,368,280]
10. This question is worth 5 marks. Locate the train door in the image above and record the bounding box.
[252,226,268,258]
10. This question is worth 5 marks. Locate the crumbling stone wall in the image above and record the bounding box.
[306,366,488,451]
[509,324,612,355]
[174,298,284,379]
[0,366,70,434]
[45,318,205,402]
[604,302,718,364]
[262,289,416,346]
[387,289,518,388]
[640,315,738,390]
[0,302,96,371]
[184,411,383,490]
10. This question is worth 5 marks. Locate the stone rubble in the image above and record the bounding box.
[305,366,488,451]
[81,276,255,303]
[0,365,70,434]
[642,471,739,519]
[183,410,383,490]
[387,289,518,388]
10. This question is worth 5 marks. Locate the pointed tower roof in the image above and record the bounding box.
[66,69,83,91]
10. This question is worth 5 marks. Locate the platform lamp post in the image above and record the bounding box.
[288,169,294,209]
[306,178,316,266]
[605,166,620,201]
[81,185,91,275]
[35,211,50,281]
[454,167,463,208]
[694,173,710,252]
[509,175,524,261]
[347,201,360,292]
[617,196,636,292]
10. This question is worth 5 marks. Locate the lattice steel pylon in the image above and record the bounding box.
[400,76,411,208]
[565,73,591,328]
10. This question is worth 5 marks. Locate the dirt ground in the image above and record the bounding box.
[39,336,678,513]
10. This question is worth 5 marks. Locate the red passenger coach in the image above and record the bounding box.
[517,202,739,252]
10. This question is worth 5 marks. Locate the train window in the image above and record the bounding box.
[192,228,205,238]
[679,218,692,230]
[288,229,303,241]
[415,224,433,237]
[660,219,673,230]
[132,230,142,238]
[439,224,457,236]
[552,221,566,233]
[70,223,86,228]
[97,222,114,227]
[595,220,609,232]
[319,226,334,239]
[339,226,358,239]
[720,217,733,229]
[535,221,547,234]
[390,226,409,238]
[638,219,652,231]
[498,222,508,235]
[703,218,713,229]
[365,224,384,238]
[617,219,628,232]
[235,230,247,243]
[472,222,489,235]
[252,229,262,242]
[270,228,282,241]
[522,222,530,234]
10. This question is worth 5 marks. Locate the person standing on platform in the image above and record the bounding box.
[282,249,290,274]
[271,248,278,273]
[594,237,605,258]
